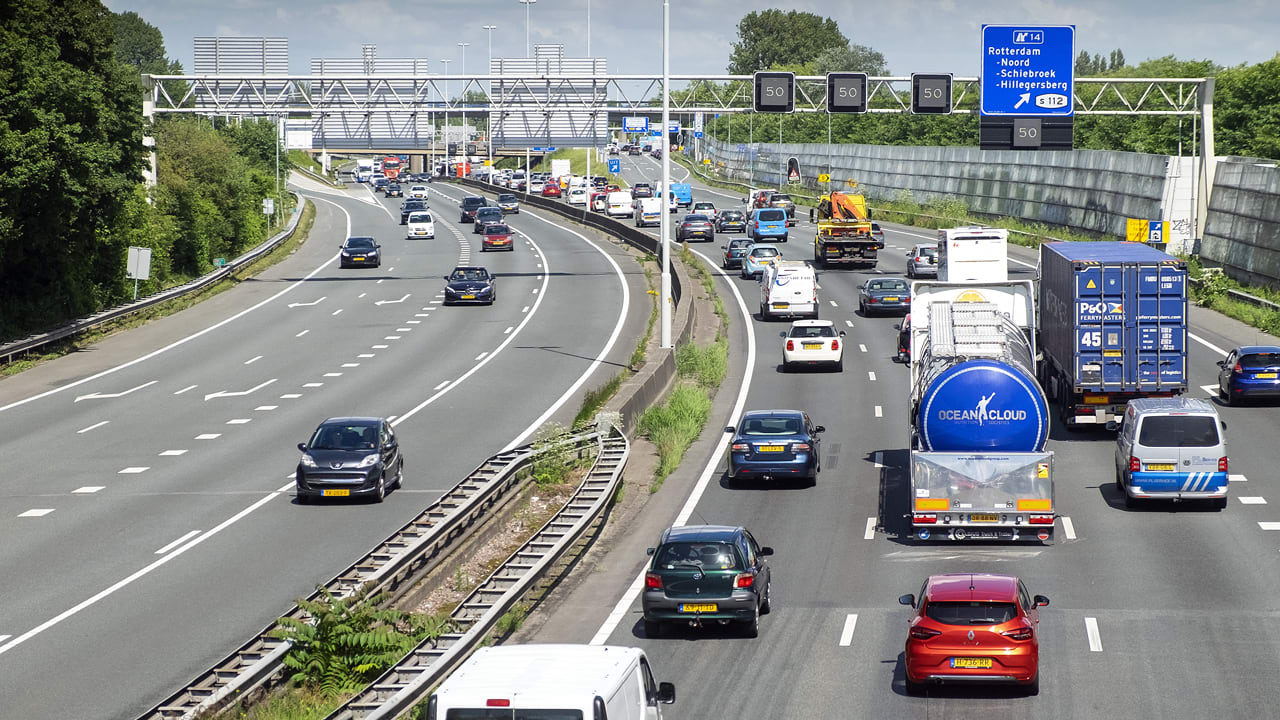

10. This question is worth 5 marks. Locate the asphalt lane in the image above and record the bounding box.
[585,153,1280,718]
[0,176,645,718]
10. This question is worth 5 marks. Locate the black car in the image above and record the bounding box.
[384,183,403,197]
[858,277,911,315]
[632,183,653,199]
[677,214,715,242]
[443,266,496,305]
[473,206,504,234]
[721,238,753,270]
[717,209,747,233]
[295,417,403,503]
[400,199,428,224]
[339,236,380,268]
[460,195,486,223]
[628,146,641,156]
[642,525,773,638]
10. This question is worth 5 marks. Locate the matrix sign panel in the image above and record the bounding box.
[754,72,795,113]
[826,72,868,114]
[911,73,953,114]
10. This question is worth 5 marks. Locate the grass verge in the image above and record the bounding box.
[225,687,345,720]
[1186,256,1280,336]
[639,383,715,492]
[571,258,658,427]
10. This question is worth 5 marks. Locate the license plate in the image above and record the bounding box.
[951,657,992,669]
[461,294,476,300]
[970,513,999,522]
[802,342,822,349]
[757,445,785,452]
[353,256,365,261]
[773,303,788,309]
[322,489,350,497]
[1258,372,1278,379]
[885,296,899,301]
[1146,463,1175,471]
[679,603,718,613]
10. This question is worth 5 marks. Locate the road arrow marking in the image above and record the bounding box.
[74,380,158,403]
[287,296,326,308]
[204,378,277,401]
[375,293,411,306]
[1014,92,1030,109]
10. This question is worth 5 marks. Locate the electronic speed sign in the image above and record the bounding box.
[826,72,868,114]
[911,73,953,114]
[754,71,795,113]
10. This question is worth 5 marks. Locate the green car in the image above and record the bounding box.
[643,525,773,638]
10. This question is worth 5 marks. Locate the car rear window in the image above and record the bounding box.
[917,246,938,257]
[869,280,908,291]
[462,197,484,208]
[1138,415,1220,447]
[925,601,1018,625]
[685,216,709,223]
[790,325,835,338]
[654,541,741,570]
[409,213,432,223]
[751,247,779,258]
[1240,353,1280,369]
[758,210,785,222]
[484,225,509,235]
[771,195,792,202]
[722,211,744,220]
[740,416,803,435]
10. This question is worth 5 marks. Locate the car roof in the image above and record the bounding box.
[345,236,375,242]
[925,573,1019,603]
[452,265,489,272]
[790,319,834,328]
[1127,397,1217,415]
[741,409,804,420]
[436,645,644,703]
[1237,345,1280,355]
[748,244,780,251]
[661,524,743,543]
[318,416,383,427]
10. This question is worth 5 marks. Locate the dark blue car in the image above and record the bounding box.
[1217,345,1280,405]
[724,410,824,485]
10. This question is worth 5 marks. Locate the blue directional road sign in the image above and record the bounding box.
[980,25,1075,116]
[532,146,556,152]
[607,158,621,173]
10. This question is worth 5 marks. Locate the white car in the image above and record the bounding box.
[529,179,546,194]
[692,201,717,220]
[408,185,429,200]
[781,319,845,372]
[567,188,588,205]
[406,211,435,239]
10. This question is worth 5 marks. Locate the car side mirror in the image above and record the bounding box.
[813,425,826,434]
[1216,360,1227,368]
[894,323,902,330]
[740,198,747,204]
[443,276,450,280]
[839,330,847,337]
[1033,594,1050,607]
[297,443,307,452]
[1221,420,1228,431]
[759,546,774,556]
[724,426,736,434]
[779,331,787,338]
[657,681,676,704]
[646,547,655,556]
[898,593,916,608]
[1105,420,1119,431]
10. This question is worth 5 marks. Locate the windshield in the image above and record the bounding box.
[477,208,502,219]
[925,601,1018,626]
[653,541,742,571]
[497,194,516,202]
[751,247,779,258]
[739,415,803,436]
[868,279,908,292]
[309,424,377,451]
[758,210,785,221]
[1138,415,1220,447]
[771,194,792,203]
[695,203,715,210]
[345,237,375,249]
[450,269,490,282]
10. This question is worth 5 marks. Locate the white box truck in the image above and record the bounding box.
[427,644,675,720]
[937,226,1009,283]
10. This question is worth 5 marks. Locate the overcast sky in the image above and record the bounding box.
[104,0,1278,77]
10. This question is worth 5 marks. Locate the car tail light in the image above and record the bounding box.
[909,626,942,640]
[831,339,840,351]
[1233,362,1242,374]
[731,443,750,452]
[786,340,794,351]
[1029,514,1054,525]
[869,296,879,303]
[1001,626,1034,641]
[1130,456,1141,473]
[734,573,754,589]
[487,699,512,707]
[792,442,811,453]
[645,573,663,589]
[914,513,937,524]
[1219,457,1229,473]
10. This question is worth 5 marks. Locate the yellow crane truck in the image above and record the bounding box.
[813,192,883,268]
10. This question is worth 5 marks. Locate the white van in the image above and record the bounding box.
[428,644,676,720]
[406,211,435,239]
[607,191,634,218]
[1110,397,1229,509]
[634,197,662,227]
[759,260,818,320]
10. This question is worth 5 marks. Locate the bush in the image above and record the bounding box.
[639,383,713,485]
[676,339,728,389]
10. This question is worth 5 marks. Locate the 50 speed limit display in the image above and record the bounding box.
[826,72,868,114]
[911,73,953,114]
[754,71,795,113]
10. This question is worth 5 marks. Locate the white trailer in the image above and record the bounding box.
[937,226,1009,283]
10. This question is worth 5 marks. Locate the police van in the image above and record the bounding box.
[427,644,675,720]
[1110,397,1229,509]
[759,260,818,320]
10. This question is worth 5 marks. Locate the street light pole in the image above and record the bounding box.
[518,0,536,57]
[441,58,451,170]
[458,42,471,154]
[659,0,672,349]
[483,25,496,178]
[587,0,591,56]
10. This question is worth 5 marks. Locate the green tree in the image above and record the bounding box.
[727,10,848,74]
[110,9,186,101]
[1215,54,1280,159]
[813,43,888,75]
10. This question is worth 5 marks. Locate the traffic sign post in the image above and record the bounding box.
[694,112,703,139]
[826,72,868,114]
[753,71,795,113]
[980,25,1075,116]
[910,73,953,114]
[607,158,621,174]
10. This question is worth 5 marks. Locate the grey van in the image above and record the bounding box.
[1110,397,1229,509]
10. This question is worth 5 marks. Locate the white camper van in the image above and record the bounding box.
[937,226,1009,283]
[759,260,818,320]
[428,644,676,720]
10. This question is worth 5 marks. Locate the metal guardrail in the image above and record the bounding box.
[139,429,604,720]
[328,421,630,720]
[0,194,306,364]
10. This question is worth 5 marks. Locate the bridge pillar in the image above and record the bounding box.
[410,154,424,174]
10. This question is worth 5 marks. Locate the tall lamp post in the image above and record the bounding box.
[483,25,497,176]
[458,42,471,153]
[441,58,451,170]
[518,0,536,57]
[659,0,672,348]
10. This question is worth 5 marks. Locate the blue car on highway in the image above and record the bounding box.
[747,208,789,242]
[724,409,824,485]
[1217,345,1280,405]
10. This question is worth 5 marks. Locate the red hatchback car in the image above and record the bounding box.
[899,573,1049,695]
[541,182,562,198]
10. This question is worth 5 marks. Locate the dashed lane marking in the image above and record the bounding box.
[72,487,104,494]
[195,434,220,440]
[1239,497,1267,504]
[475,352,489,361]
[839,614,859,646]
[226,419,251,425]
[434,381,449,390]
[415,313,430,317]
[323,372,342,377]
[868,371,877,382]
[174,385,197,395]
[829,300,838,307]
[1062,516,1077,540]
[77,421,109,434]
[1258,522,1280,530]
[295,330,309,338]
[1230,474,1248,482]
[859,344,867,353]
[396,327,412,332]
[331,309,342,316]
[864,518,876,540]
[358,293,366,298]
[372,344,389,349]
[118,467,149,474]
[845,320,854,327]
[384,335,402,340]
[342,363,360,368]
[522,306,530,313]
[874,405,883,418]
[357,354,375,359]
[303,382,323,388]
[155,531,201,555]
[406,320,421,325]
[280,393,302,399]
[505,326,514,334]
[19,509,54,518]
[244,355,262,365]
[1085,617,1104,652]
[255,405,278,411]
[158,450,187,457]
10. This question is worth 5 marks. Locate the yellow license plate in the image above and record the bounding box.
[322,489,350,497]
[970,513,999,522]
[802,342,822,349]
[1146,463,1175,471]
[1084,395,1110,405]
[757,445,785,452]
[679,603,718,613]
[951,657,993,669]
[1258,372,1278,379]
[353,256,365,261]
[461,294,476,300]
[773,303,788,309]
[885,296,899,301]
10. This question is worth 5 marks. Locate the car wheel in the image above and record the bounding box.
[782,359,791,373]
[394,460,404,489]
[741,612,759,638]
[296,492,311,505]
[1025,673,1040,696]
[760,581,772,614]
[1213,496,1228,510]
[1224,381,1236,406]
[643,619,662,638]
[1123,483,1137,509]
[905,676,927,697]
[858,300,865,315]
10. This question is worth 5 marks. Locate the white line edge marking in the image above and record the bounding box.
[863,517,876,540]
[0,196,349,415]
[839,613,859,646]
[1062,516,1077,540]
[1188,332,1229,356]
[874,405,883,418]
[1258,522,1280,530]
[1085,617,1104,652]
[475,352,489,361]
[174,384,197,395]
[295,329,309,338]
[77,421,109,434]
[243,355,262,365]
[155,530,201,555]
[591,242,756,645]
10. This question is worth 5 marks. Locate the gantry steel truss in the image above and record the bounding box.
[144,74,1208,116]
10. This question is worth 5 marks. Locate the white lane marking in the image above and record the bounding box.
[475,352,489,361]
[72,487,104,494]
[434,381,449,390]
[372,344,389,349]
[295,329,309,338]
[286,296,326,308]
[429,300,443,304]
[118,467,149,474]
[386,415,397,423]
[0,636,10,643]
[303,382,323,387]
[1085,617,1104,652]
[868,371,877,382]
[859,344,867,353]
[406,320,421,324]
[244,355,262,365]
[396,327,412,332]
[1062,516,1077,540]
[875,405,883,418]
[280,393,302,399]
[174,384,197,395]
[839,613,859,646]
[845,320,854,327]
[1229,474,1248,482]
[158,450,187,456]
[532,288,539,294]
[1238,496,1267,504]
[255,405,278,411]
[1258,522,1280,530]
[864,518,877,540]
[1200,384,1218,395]
[873,452,884,468]
[226,419,251,425]
[73,380,158,403]
[385,335,402,340]
[19,509,54,518]
[195,433,220,440]
[376,279,385,284]
[357,354,375,359]
[1189,332,1228,356]
[77,421,109,434]
[204,378,277,401]
[829,300,838,308]
[342,363,360,367]
[591,242,756,645]
[415,313,431,318]
[505,326,514,334]
[155,531,201,555]
[387,266,395,272]
[522,306,530,313]
[375,293,411,306]
[358,293,366,298]
[0,486,283,656]
[331,308,343,315]
[323,372,342,377]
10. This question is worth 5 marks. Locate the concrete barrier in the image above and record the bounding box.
[1201,158,1280,291]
